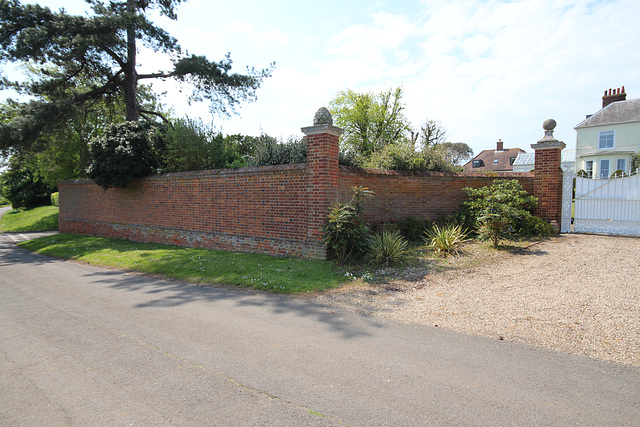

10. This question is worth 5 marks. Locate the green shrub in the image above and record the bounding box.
[86,121,162,189]
[367,229,410,266]
[1,162,54,208]
[247,134,306,166]
[51,192,59,206]
[362,142,456,172]
[424,224,469,256]
[400,216,429,241]
[461,179,540,246]
[161,118,244,172]
[322,186,372,264]
[516,213,555,238]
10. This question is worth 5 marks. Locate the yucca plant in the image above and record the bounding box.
[367,229,410,266]
[424,224,469,256]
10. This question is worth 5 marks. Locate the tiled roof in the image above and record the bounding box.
[462,148,525,172]
[575,98,640,128]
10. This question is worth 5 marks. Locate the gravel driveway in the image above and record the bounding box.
[313,233,640,368]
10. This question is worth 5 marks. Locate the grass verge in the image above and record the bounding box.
[0,205,59,232]
[18,234,347,294]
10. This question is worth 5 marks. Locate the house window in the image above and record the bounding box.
[617,158,626,173]
[598,130,614,149]
[493,158,499,164]
[585,161,593,178]
[600,159,610,179]
[472,160,484,168]
[509,157,517,165]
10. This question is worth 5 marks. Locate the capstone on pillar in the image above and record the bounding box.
[531,119,566,230]
[301,107,343,259]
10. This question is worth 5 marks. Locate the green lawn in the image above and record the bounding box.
[19,234,347,294]
[0,205,59,232]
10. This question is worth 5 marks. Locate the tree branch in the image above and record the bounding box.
[139,108,170,124]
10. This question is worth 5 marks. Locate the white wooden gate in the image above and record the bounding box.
[561,169,640,235]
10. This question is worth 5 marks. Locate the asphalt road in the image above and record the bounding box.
[1,215,639,425]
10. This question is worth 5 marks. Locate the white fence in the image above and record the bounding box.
[562,169,640,235]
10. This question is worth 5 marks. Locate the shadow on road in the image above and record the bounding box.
[82,269,386,340]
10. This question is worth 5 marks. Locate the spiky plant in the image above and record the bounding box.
[424,224,469,256]
[367,229,410,266]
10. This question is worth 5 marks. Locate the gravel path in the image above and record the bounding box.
[313,234,640,368]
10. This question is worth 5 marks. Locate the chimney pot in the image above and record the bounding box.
[602,86,627,108]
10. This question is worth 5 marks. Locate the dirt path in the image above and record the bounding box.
[313,234,640,368]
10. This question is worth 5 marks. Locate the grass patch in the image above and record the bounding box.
[0,205,59,232]
[18,234,346,294]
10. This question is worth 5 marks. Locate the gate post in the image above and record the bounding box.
[531,119,566,231]
[301,107,343,259]
[560,166,574,233]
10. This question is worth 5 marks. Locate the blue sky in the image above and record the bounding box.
[5,0,640,156]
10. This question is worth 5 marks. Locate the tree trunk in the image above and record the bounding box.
[124,0,139,121]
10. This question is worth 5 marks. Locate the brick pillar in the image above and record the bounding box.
[531,119,566,230]
[301,107,343,259]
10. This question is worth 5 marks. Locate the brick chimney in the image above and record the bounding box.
[602,86,627,108]
[496,139,504,152]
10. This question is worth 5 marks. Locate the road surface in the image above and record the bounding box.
[1,214,639,425]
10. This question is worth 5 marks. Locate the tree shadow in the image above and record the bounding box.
[82,269,387,340]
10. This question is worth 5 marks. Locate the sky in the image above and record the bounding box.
[4,0,640,157]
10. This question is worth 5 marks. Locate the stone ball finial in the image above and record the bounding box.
[543,119,557,131]
[313,107,333,126]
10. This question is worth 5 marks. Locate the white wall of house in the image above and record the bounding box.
[576,121,640,178]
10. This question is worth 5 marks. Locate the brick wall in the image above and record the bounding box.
[59,118,560,260]
[339,167,534,226]
[59,164,327,259]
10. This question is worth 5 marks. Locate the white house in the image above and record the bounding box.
[574,87,640,178]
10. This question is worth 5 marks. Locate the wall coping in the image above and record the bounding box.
[59,163,308,185]
[339,165,534,178]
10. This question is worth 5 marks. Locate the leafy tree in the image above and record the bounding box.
[329,87,410,158]
[1,158,54,208]
[161,117,244,172]
[0,0,274,150]
[86,121,163,189]
[438,142,473,166]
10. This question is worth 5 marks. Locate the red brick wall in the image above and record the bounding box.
[59,164,327,259]
[338,167,534,226]
[533,146,564,228]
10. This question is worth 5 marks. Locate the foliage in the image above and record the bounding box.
[610,169,627,179]
[400,216,429,241]
[322,186,372,264]
[462,179,539,246]
[362,141,459,172]
[0,0,273,150]
[86,121,162,189]
[1,160,54,208]
[20,234,345,294]
[424,223,469,256]
[0,205,58,232]
[246,134,306,166]
[366,229,410,266]
[632,152,640,173]
[330,87,410,158]
[50,192,59,206]
[161,118,243,172]
[437,142,474,166]
[515,213,555,238]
